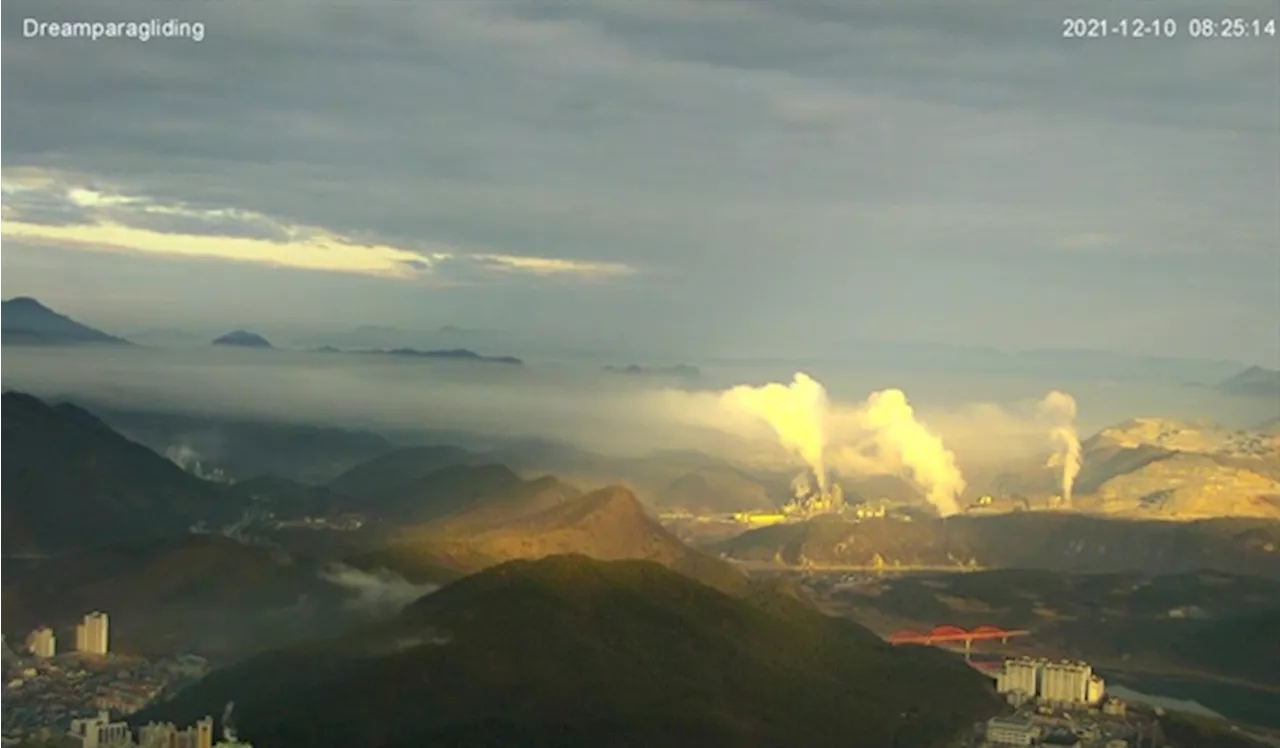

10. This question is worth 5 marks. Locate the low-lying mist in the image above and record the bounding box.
[2,346,1268,496]
[319,564,440,615]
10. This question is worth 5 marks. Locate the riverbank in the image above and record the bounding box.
[1100,671,1280,730]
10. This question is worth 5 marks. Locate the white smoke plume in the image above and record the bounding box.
[319,564,440,615]
[719,374,966,517]
[165,444,232,484]
[1038,390,1082,505]
[830,389,966,517]
[720,372,830,493]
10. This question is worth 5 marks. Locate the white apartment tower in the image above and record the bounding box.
[996,656,1105,706]
[996,657,1043,699]
[75,611,110,655]
[25,626,56,658]
[1041,660,1092,703]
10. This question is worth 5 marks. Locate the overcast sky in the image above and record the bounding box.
[2,1,1277,363]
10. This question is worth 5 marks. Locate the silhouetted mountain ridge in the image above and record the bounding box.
[1,297,132,345]
[133,555,1001,748]
[1,393,247,554]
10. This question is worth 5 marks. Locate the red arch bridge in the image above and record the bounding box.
[888,625,1030,656]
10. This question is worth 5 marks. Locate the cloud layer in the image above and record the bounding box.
[2,0,1276,360]
[2,173,633,281]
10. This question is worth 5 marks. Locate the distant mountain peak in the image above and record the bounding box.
[1216,365,1280,398]
[1,297,131,346]
[212,330,273,348]
[4,296,51,310]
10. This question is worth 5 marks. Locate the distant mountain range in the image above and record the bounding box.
[132,554,1001,748]
[81,404,393,485]
[352,347,523,365]
[603,363,701,379]
[1,297,132,345]
[1216,365,1280,398]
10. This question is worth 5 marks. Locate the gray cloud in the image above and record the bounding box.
[2,0,1276,362]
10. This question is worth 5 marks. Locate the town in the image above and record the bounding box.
[2,612,250,747]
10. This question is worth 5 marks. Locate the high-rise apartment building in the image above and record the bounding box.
[997,656,1105,706]
[25,626,56,658]
[995,657,1043,699]
[1041,660,1092,703]
[75,611,110,655]
[121,716,216,748]
[68,710,132,748]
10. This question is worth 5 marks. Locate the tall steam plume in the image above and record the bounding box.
[834,389,966,517]
[720,372,830,493]
[719,374,966,517]
[1038,390,1082,505]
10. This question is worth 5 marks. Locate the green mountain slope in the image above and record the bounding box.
[134,555,1001,748]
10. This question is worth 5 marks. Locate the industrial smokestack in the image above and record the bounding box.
[1038,391,1082,505]
[719,374,966,518]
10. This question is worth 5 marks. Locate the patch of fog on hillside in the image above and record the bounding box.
[319,563,440,615]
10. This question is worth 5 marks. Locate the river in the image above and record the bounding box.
[1099,671,1280,730]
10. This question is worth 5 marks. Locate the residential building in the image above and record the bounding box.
[68,711,132,747]
[134,716,215,748]
[996,657,1043,700]
[138,721,180,748]
[75,611,110,655]
[25,626,56,658]
[985,715,1041,746]
[1041,660,1091,703]
[996,656,1104,706]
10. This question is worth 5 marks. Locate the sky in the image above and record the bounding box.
[2,0,1278,363]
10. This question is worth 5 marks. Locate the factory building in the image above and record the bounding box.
[996,657,1105,706]
[75,611,110,655]
[69,711,132,747]
[25,626,56,658]
[984,715,1041,746]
